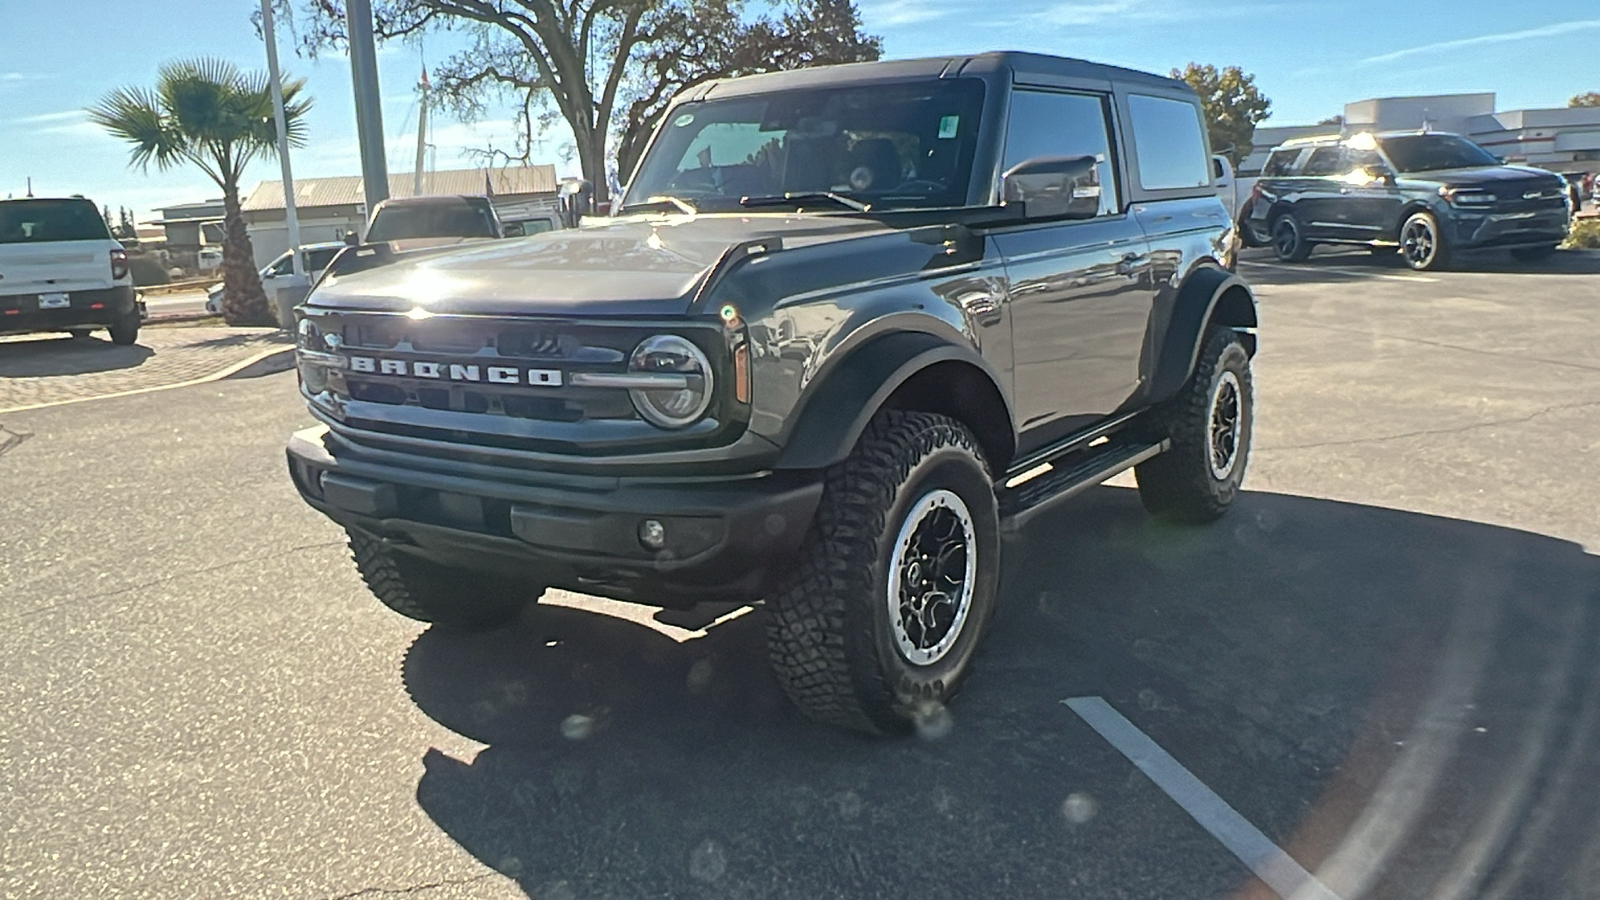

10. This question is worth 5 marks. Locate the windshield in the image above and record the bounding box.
[0,199,112,244]
[1377,134,1500,173]
[366,201,498,241]
[623,79,987,213]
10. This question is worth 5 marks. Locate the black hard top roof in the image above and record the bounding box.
[697,51,1190,100]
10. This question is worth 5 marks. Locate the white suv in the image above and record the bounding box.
[0,197,140,344]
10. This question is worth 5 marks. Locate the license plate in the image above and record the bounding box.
[38,293,69,309]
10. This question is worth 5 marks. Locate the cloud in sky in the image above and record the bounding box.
[1360,19,1600,65]
[860,0,949,27]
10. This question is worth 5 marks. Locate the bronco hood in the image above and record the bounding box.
[308,214,891,317]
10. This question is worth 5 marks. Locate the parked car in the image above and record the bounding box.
[1246,131,1572,270]
[206,242,346,314]
[363,195,508,250]
[0,197,142,344]
[287,51,1257,735]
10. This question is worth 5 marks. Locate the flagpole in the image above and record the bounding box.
[260,0,304,280]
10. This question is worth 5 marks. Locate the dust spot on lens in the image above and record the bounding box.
[913,700,954,740]
[688,837,728,883]
[537,880,576,900]
[832,790,865,821]
[687,658,715,694]
[1062,792,1099,825]
[764,514,787,536]
[561,713,595,740]
[498,856,525,876]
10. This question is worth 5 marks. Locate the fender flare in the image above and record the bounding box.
[1147,266,1257,405]
[773,331,1012,471]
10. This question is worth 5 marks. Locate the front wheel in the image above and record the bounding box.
[1271,213,1312,262]
[348,530,539,631]
[1400,211,1452,271]
[1135,327,1254,523]
[764,410,1000,735]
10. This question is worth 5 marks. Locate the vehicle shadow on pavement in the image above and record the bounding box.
[0,335,154,377]
[401,487,1600,900]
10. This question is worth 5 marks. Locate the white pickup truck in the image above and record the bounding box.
[1212,155,1259,226]
[0,197,141,344]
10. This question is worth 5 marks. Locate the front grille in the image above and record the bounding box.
[301,308,742,459]
[1491,183,1569,213]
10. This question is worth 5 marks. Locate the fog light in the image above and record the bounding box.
[638,519,667,551]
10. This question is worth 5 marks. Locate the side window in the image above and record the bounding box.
[1262,150,1299,178]
[1301,147,1344,177]
[1127,94,1210,191]
[306,248,341,271]
[1002,90,1119,216]
[1344,148,1385,174]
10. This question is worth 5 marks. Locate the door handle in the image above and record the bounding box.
[1115,253,1144,277]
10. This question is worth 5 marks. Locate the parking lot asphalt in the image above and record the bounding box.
[1,247,1597,899]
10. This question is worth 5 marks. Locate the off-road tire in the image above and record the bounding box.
[764,410,1001,736]
[1511,244,1557,262]
[1400,211,1452,271]
[108,309,140,346]
[1270,212,1313,262]
[1135,327,1253,523]
[348,529,536,631]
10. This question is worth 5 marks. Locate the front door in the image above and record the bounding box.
[989,89,1156,456]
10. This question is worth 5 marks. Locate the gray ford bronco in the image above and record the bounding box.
[287,52,1257,735]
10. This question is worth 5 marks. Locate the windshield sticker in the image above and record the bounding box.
[674,113,695,128]
[938,115,960,139]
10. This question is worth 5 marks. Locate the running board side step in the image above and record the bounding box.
[998,440,1168,532]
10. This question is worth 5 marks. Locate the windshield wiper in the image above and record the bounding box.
[740,192,871,212]
[620,195,698,215]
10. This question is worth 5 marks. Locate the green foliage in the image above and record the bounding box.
[1564,218,1600,249]
[1172,63,1272,163]
[1569,92,1600,108]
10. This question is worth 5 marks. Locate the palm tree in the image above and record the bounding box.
[90,58,310,325]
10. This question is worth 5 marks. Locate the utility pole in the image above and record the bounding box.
[260,0,304,279]
[414,68,429,198]
[347,0,389,217]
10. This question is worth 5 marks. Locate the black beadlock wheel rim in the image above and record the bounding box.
[1208,370,1243,480]
[886,489,976,666]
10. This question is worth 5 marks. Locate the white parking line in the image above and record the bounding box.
[0,345,293,415]
[1241,260,1439,283]
[1064,696,1345,900]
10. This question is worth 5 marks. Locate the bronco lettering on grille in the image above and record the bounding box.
[348,355,563,386]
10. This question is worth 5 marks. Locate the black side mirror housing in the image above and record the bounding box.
[1001,155,1101,220]
[558,179,595,229]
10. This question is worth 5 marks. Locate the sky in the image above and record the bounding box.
[1,0,1595,221]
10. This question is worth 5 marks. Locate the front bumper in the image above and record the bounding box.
[1448,207,1570,250]
[0,286,138,337]
[287,425,824,607]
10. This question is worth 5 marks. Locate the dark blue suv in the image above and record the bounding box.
[1246,131,1572,271]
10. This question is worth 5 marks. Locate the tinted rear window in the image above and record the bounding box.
[0,199,112,244]
[1127,94,1210,191]
[367,202,498,242]
[1262,150,1300,177]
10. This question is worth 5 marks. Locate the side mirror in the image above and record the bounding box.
[1366,166,1397,186]
[1001,155,1100,220]
[558,179,595,229]
[502,223,525,238]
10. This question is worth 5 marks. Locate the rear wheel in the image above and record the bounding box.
[764,410,1000,735]
[1400,211,1451,271]
[348,530,538,631]
[1135,328,1253,523]
[1270,213,1312,262]
[108,308,140,346]
[1511,244,1557,262]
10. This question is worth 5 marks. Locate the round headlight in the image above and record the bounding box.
[628,334,713,429]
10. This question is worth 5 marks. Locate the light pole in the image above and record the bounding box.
[347,0,390,217]
[259,0,304,279]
